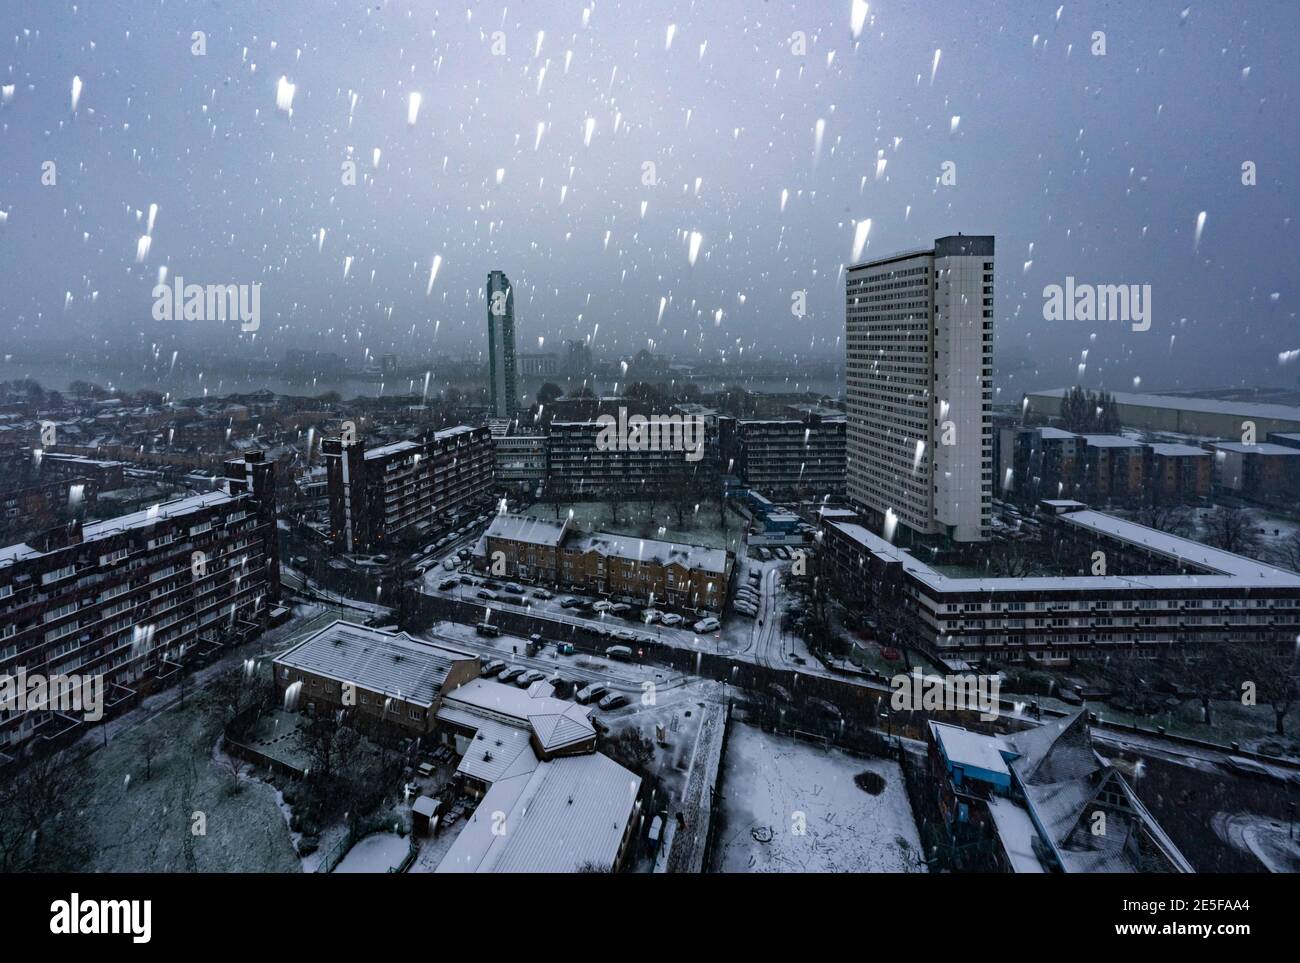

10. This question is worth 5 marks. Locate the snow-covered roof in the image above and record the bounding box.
[930,721,1012,780]
[1149,442,1210,457]
[364,440,420,460]
[0,489,234,566]
[274,620,476,707]
[436,753,641,873]
[1029,388,1300,425]
[986,796,1047,873]
[440,677,595,754]
[482,512,568,547]
[1082,434,1142,449]
[825,511,1300,593]
[1207,442,1300,456]
[573,531,730,575]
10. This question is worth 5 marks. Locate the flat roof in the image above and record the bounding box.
[1149,443,1211,457]
[1028,388,1300,425]
[0,489,235,566]
[931,722,1013,779]
[1208,442,1300,456]
[274,620,475,707]
[1082,434,1143,448]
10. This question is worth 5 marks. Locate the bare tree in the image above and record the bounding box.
[1230,646,1300,737]
[1202,506,1262,557]
[1271,530,1300,574]
[1134,504,1194,538]
[140,732,158,781]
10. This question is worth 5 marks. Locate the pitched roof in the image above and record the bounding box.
[436,753,641,873]
[274,620,475,707]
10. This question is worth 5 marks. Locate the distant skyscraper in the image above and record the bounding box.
[845,234,993,543]
[486,269,518,418]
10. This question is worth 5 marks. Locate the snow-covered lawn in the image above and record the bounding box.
[713,723,924,873]
[333,832,411,873]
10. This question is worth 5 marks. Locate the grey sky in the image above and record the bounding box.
[0,0,1296,398]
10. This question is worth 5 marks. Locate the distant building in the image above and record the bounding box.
[546,418,714,499]
[493,434,548,490]
[0,451,280,753]
[475,512,734,613]
[1205,441,1300,505]
[846,235,994,543]
[928,712,1192,873]
[719,410,846,499]
[1078,435,1146,503]
[1147,443,1212,502]
[486,270,518,418]
[1026,388,1300,438]
[518,352,560,377]
[322,425,494,553]
[565,339,593,379]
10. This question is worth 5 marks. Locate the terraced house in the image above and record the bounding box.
[476,512,734,613]
[0,451,280,754]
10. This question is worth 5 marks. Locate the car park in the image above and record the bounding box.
[693,617,721,633]
[598,693,629,710]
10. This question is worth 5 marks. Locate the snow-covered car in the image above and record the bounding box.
[531,589,554,600]
[693,617,721,633]
[642,609,662,624]
[438,578,459,591]
[660,613,684,627]
[598,693,629,710]
[559,597,583,608]
[515,670,546,687]
[481,659,506,677]
[499,666,526,683]
[575,683,608,704]
[592,600,613,613]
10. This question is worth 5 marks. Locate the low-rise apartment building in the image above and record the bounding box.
[820,500,1300,663]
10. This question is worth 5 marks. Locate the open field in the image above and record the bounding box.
[711,723,924,873]
[78,692,300,873]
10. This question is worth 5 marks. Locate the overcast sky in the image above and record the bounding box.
[0,0,1296,398]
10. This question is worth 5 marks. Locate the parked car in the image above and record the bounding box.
[477,590,498,601]
[592,600,613,613]
[516,670,546,687]
[499,666,525,682]
[438,577,459,591]
[531,589,554,600]
[481,659,506,676]
[642,609,662,624]
[607,644,634,659]
[475,622,501,637]
[661,613,684,627]
[575,683,609,704]
[503,583,525,594]
[598,693,630,710]
[693,617,721,633]
[442,558,457,570]
[559,596,583,608]
[609,602,631,614]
